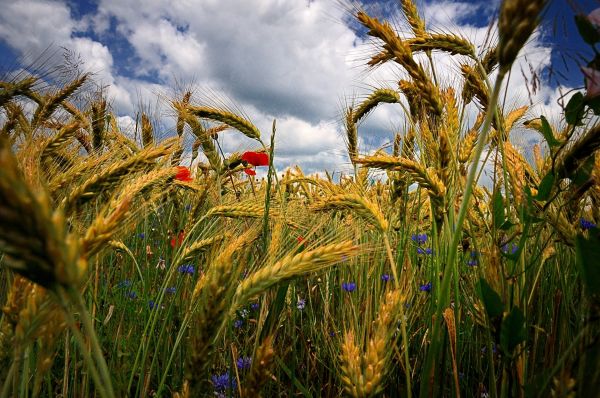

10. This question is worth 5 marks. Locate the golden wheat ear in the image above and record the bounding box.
[0,136,85,290]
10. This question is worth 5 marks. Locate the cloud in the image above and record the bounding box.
[0,0,570,177]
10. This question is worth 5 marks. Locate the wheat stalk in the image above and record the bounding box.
[188,105,261,140]
[311,193,388,232]
[353,89,400,124]
[498,0,548,74]
[231,241,357,312]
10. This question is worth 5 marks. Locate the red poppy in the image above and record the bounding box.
[243,168,256,176]
[170,230,185,248]
[175,166,193,182]
[241,151,269,166]
[297,236,305,243]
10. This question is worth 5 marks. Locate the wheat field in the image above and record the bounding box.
[1,1,600,397]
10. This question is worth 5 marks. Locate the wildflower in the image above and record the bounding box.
[381,274,390,282]
[211,372,236,392]
[118,279,132,288]
[250,302,259,311]
[138,232,145,239]
[297,298,306,310]
[417,247,433,255]
[233,319,243,328]
[184,204,192,211]
[419,282,432,292]
[170,229,185,248]
[149,300,157,310]
[342,282,356,292]
[467,259,478,267]
[240,309,250,319]
[145,245,153,257]
[589,8,600,29]
[580,218,597,230]
[165,286,176,294]
[174,166,193,182]
[156,257,166,270]
[177,264,194,274]
[126,291,137,299]
[501,243,518,255]
[243,168,256,176]
[236,356,252,370]
[241,151,269,166]
[411,233,427,245]
[582,66,600,99]
[297,235,305,244]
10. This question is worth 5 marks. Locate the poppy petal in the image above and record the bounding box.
[244,168,256,176]
[175,166,193,182]
[241,151,269,166]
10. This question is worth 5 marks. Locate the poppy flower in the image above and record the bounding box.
[241,151,269,166]
[174,166,193,182]
[170,230,185,248]
[243,168,256,176]
[582,67,600,99]
[589,8,600,29]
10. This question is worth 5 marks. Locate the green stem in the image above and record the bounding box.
[66,287,115,398]
[420,72,506,397]
[384,235,412,397]
[55,288,109,398]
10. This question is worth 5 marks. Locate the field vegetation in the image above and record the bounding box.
[1,0,600,397]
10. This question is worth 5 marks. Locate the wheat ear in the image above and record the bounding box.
[311,193,388,232]
[231,241,357,312]
[188,105,261,140]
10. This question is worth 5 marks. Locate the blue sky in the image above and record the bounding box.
[0,0,593,175]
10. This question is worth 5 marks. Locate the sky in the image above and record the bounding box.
[0,0,594,177]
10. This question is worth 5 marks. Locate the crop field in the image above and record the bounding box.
[1,1,600,397]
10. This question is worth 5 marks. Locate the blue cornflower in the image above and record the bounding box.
[467,251,478,266]
[381,274,390,282]
[501,243,518,254]
[126,291,137,299]
[342,282,356,292]
[138,233,145,239]
[581,218,597,230]
[411,233,428,245]
[165,286,176,294]
[149,300,157,310]
[185,204,192,211]
[250,302,260,311]
[233,319,243,328]
[297,298,306,311]
[177,264,194,274]
[211,372,236,392]
[236,356,252,370]
[417,247,433,255]
[117,279,132,288]
[419,282,432,292]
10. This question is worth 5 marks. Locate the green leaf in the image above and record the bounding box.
[534,171,555,201]
[570,156,596,186]
[565,92,585,126]
[492,189,505,229]
[575,229,600,296]
[478,278,504,320]
[499,219,515,230]
[500,306,527,355]
[586,95,600,115]
[539,116,561,147]
[575,14,600,45]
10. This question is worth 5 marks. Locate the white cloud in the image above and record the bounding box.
[0,0,569,176]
